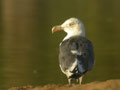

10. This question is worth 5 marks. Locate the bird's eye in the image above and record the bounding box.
[69,22,75,26]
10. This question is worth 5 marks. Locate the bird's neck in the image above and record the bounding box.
[63,30,85,41]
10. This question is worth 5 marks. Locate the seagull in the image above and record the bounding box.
[52,18,95,85]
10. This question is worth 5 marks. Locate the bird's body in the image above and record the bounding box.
[59,36,94,79]
[52,18,94,85]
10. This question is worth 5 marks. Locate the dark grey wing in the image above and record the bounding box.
[75,37,94,74]
[59,39,77,72]
[59,36,94,77]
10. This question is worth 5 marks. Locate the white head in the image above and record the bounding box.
[52,18,85,40]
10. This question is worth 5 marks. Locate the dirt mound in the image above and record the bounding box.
[9,79,120,90]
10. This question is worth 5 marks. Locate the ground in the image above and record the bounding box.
[9,79,120,90]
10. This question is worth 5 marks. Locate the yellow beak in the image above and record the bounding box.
[52,25,64,33]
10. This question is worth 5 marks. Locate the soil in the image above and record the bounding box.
[9,79,120,90]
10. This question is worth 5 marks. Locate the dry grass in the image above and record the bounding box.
[9,79,120,90]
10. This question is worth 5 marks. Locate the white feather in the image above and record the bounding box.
[59,65,66,74]
[70,60,77,71]
[71,50,82,55]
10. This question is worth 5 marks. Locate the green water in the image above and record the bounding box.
[0,0,120,89]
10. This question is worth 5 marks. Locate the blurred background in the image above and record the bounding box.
[0,0,120,89]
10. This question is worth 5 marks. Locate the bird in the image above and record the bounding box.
[52,18,95,85]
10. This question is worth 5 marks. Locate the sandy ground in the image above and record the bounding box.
[9,79,120,90]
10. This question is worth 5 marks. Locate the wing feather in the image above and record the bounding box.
[59,36,94,78]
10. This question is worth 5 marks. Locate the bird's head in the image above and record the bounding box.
[52,18,85,39]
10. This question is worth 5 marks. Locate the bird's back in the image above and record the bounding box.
[59,36,94,78]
